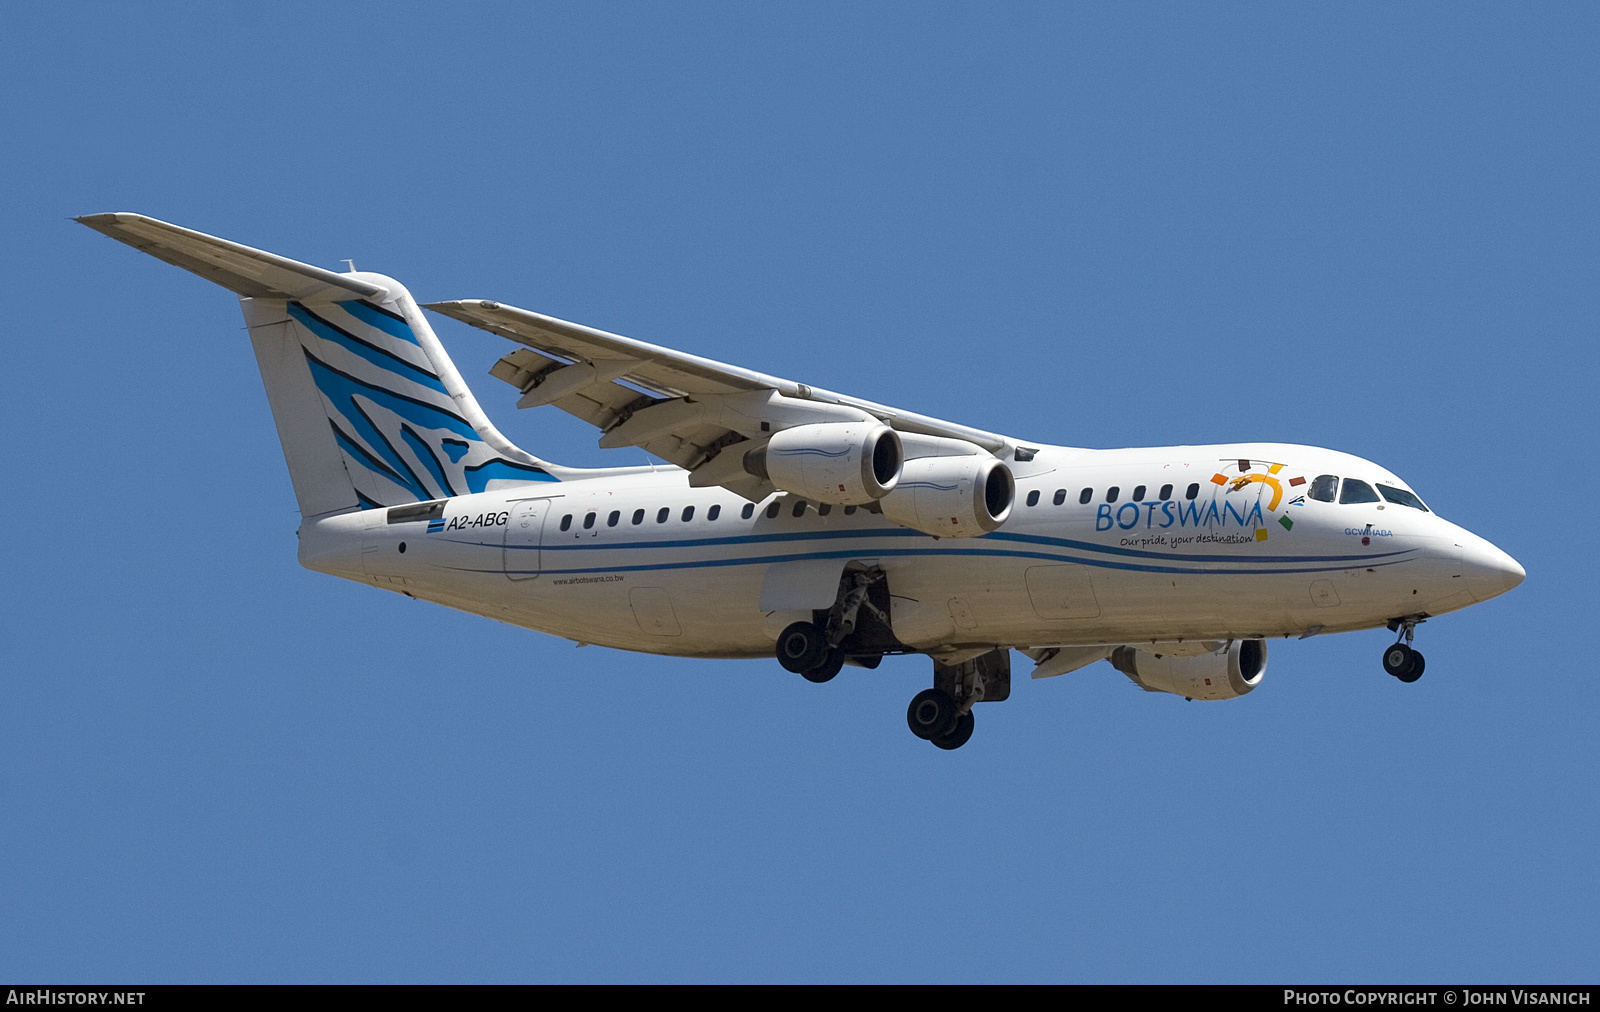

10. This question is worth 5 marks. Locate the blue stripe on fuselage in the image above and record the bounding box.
[481,543,1417,579]
[497,522,1411,566]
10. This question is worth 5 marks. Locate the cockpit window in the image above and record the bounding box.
[1339,479,1381,504]
[1378,485,1429,512]
[1308,475,1338,502]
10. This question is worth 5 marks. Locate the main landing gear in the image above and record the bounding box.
[776,621,845,682]
[775,568,892,683]
[906,689,974,749]
[905,649,1011,750]
[773,568,1011,751]
[1382,616,1426,683]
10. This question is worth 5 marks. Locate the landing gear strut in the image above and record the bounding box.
[1383,616,1426,683]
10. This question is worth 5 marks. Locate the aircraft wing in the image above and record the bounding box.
[424,299,1015,499]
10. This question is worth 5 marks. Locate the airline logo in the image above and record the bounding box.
[1097,460,1306,541]
[1212,461,1307,539]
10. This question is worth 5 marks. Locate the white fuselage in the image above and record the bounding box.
[298,440,1523,659]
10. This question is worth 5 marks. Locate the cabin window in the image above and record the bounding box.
[1308,475,1339,502]
[1378,485,1429,512]
[632,509,645,525]
[765,501,780,519]
[1079,488,1093,505]
[559,514,573,532]
[792,500,807,518]
[1159,483,1173,500]
[582,512,596,530]
[1106,486,1120,503]
[1026,490,1040,507]
[1132,485,1146,501]
[1339,479,1382,504]
[1053,489,1066,506]
[741,503,755,519]
[656,507,670,523]
[607,510,620,527]
[817,503,832,517]
[1185,483,1200,500]
[708,504,721,521]
[682,505,695,522]
[844,505,857,515]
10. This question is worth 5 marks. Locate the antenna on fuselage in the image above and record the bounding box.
[340,259,357,273]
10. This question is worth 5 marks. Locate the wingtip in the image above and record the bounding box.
[75,211,142,225]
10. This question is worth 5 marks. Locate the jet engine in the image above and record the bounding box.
[1110,640,1266,700]
[879,451,1015,538]
[743,422,903,505]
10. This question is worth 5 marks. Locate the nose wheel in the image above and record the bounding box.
[1382,643,1425,682]
[1382,616,1426,683]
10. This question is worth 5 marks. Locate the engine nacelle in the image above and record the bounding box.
[879,452,1015,538]
[1110,640,1266,700]
[743,422,902,505]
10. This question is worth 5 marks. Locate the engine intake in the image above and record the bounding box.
[1110,640,1266,700]
[880,452,1014,538]
[743,422,902,505]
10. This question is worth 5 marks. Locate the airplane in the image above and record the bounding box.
[78,213,1525,750]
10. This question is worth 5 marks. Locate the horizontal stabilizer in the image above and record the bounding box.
[76,213,385,303]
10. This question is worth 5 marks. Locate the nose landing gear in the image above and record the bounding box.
[1382,616,1427,683]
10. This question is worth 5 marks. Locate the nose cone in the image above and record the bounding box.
[1464,538,1525,603]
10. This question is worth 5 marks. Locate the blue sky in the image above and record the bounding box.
[1,3,1595,982]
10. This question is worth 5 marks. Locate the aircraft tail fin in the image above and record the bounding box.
[78,213,561,518]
